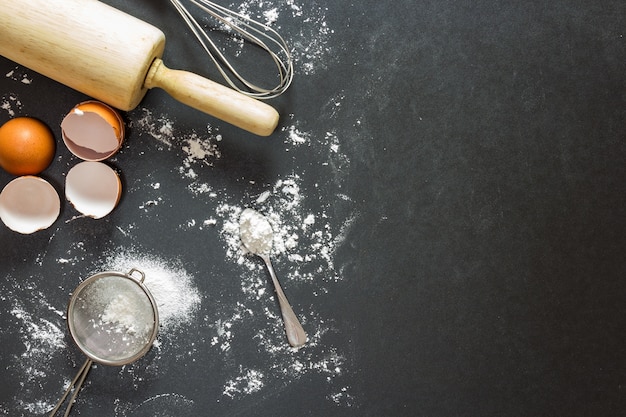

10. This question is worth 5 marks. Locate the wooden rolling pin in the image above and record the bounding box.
[0,0,279,136]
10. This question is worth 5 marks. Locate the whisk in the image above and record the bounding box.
[168,0,293,99]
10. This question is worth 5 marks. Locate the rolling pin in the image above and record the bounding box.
[0,0,279,136]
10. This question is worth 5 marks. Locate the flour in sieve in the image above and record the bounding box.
[100,293,151,336]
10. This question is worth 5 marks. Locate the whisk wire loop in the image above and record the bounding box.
[169,0,293,99]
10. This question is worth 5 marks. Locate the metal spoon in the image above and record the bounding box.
[239,208,307,347]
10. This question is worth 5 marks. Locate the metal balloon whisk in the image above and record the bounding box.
[169,0,293,99]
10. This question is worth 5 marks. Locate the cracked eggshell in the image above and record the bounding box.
[0,176,60,234]
[61,101,124,161]
[66,161,122,219]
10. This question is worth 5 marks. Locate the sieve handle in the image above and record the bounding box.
[48,358,93,417]
[128,268,146,283]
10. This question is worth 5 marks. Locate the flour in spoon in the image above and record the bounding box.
[239,209,273,255]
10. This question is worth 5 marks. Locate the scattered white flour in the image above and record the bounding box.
[209,302,254,353]
[139,198,161,211]
[4,117,356,415]
[181,131,222,168]
[130,107,221,157]
[1,92,23,116]
[223,368,264,398]
[5,66,33,84]
[117,392,195,415]
[256,190,271,203]
[3,285,66,415]
[283,122,310,148]
[129,107,175,148]
[263,8,279,25]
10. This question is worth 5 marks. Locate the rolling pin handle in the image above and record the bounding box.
[144,58,279,136]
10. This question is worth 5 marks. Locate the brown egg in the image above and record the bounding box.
[61,101,124,161]
[0,117,55,175]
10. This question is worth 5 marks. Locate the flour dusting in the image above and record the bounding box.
[223,368,264,398]
[3,285,66,415]
[5,66,33,84]
[115,392,195,415]
[99,251,201,331]
[181,130,222,168]
[283,122,310,149]
[1,92,23,116]
[129,107,175,148]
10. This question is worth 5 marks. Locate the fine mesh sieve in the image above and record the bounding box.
[49,268,159,417]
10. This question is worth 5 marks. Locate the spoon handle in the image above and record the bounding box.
[261,254,307,348]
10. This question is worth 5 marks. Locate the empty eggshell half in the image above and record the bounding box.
[61,101,124,161]
[66,161,121,219]
[0,176,60,234]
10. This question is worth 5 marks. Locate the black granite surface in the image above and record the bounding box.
[1,0,624,416]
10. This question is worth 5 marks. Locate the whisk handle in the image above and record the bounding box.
[145,59,279,136]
